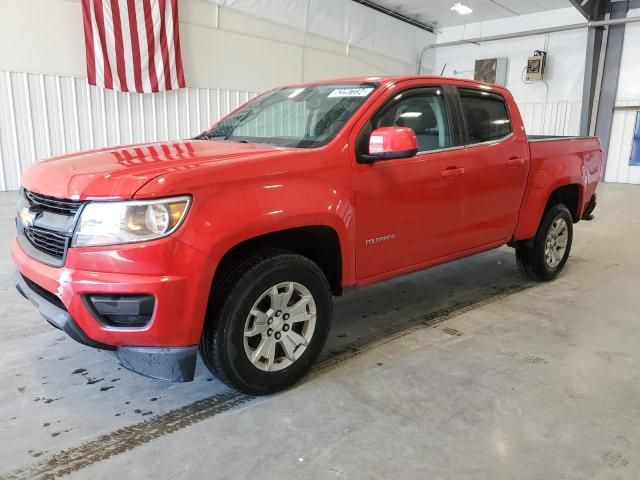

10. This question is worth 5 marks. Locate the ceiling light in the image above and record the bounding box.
[451,2,473,15]
[399,112,423,118]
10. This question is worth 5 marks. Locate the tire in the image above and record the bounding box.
[200,249,332,395]
[515,204,573,282]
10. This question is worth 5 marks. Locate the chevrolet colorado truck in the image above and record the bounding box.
[12,76,602,394]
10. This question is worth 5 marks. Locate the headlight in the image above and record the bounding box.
[16,187,31,224]
[72,196,191,247]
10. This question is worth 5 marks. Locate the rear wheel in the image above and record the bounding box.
[200,250,332,395]
[516,204,573,282]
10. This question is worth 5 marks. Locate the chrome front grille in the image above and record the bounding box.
[24,190,84,216]
[23,225,69,260]
[17,189,85,266]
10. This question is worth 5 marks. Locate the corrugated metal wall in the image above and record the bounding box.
[605,105,640,184]
[0,70,257,191]
[0,70,582,192]
[518,101,582,137]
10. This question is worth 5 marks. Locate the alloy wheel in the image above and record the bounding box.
[242,282,317,372]
[544,217,569,269]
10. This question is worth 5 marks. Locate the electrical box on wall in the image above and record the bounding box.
[526,51,547,81]
[474,58,509,85]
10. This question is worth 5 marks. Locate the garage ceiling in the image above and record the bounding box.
[370,0,573,29]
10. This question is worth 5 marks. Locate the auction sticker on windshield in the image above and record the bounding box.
[328,87,374,98]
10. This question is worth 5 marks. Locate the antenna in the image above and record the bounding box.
[440,63,447,76]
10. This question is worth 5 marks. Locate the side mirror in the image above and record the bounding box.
[359,127,418,163]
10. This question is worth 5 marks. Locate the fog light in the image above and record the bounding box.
[85,294,155,328]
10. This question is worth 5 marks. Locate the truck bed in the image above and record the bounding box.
[520,134,602,236]
[527,135,595,142]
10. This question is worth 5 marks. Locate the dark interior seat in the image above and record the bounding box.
[466,107,491,142]
[394,102,440,151]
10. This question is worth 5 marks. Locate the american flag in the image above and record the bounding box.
[82,0,186,93]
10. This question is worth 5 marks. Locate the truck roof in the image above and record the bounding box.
[282,75,499,90]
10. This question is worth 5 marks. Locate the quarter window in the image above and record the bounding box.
[372,88,452,153]
[459,89,511,143]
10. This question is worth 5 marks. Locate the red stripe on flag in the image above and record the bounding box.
[172,0,185,88]
[110,0,128,91]
[92,0,114,89]
[143,0,159,92]
[158,0,172,91]
[126,0,144,93]
[81,0,96,86]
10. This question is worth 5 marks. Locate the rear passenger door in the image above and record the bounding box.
[455,87,530,248]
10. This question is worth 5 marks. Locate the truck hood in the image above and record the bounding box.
[21,140,288,200]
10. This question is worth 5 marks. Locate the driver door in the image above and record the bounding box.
[353,86,469,280]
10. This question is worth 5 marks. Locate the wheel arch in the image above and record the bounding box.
[513,181,584,241]
[211,225,345,299]
[544,183,583,222]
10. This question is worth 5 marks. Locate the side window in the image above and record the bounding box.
[372,88,452,153]
[459,89,511,144]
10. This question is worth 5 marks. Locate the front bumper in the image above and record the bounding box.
[15,271,112,350]
[11,235,217,382]
[15,272,198,381]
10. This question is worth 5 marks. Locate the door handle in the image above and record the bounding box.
[506,157,525,167]
[441,167,465,178]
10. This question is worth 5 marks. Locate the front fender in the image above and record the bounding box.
[142,174,356,287]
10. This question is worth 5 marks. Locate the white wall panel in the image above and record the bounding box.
[0,0,423,96]
[519,102,582,137]
[605,107,640,185]
[436,8,586,43]
[433,28,587,105]
[604,10,640,184]
[0,69,581,192]
[217,0,434,64]
[615,9,640,103]
[0,71,256,191]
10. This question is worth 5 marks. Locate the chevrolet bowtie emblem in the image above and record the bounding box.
[19,207,36,227]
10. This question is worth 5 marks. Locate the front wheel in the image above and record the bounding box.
[200,250,332,395]
[516,204,573,282]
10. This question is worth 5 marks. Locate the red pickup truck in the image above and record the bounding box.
[12,76,602,394]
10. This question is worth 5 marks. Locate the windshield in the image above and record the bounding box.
[197,83,377,148]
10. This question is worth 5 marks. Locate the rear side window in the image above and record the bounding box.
[459,89,511,144]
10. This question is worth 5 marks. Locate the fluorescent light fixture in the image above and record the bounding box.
[288,88,305,98]
[399,112,423,118]
[451,2,473,14]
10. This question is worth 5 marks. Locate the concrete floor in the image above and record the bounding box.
[1,183,639,479]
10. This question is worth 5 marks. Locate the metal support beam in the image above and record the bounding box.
[579,0,606,136]
[594,1,628,166]
[351,0,435,33]
[570,0,600,20]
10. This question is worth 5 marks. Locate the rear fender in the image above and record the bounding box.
[514,175,584,241]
